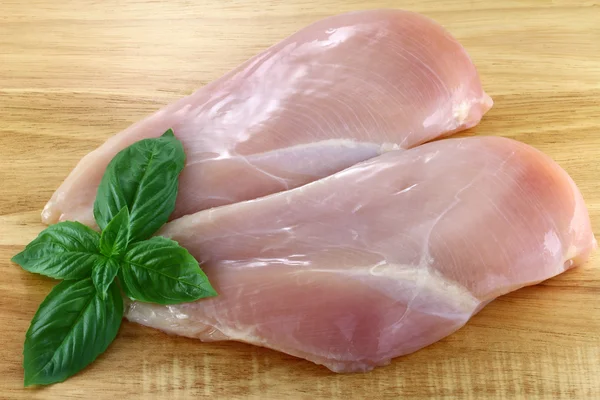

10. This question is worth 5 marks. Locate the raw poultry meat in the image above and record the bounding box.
[42,9,492,227]
[125,136,596,373]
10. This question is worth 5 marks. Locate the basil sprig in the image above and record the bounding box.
[12,129,216,386]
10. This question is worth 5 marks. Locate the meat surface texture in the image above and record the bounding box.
[125,136,596,373]
[42,9,492,227]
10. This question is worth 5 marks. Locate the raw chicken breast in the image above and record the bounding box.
[42,9,492,227]
[125,136,595,373]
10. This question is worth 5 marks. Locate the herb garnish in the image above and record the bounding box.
[12,129,216,386]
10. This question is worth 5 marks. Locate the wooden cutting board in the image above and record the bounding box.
[1,1,599,398]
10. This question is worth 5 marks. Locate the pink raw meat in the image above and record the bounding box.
[42,9,492,227]
[125,136,596,373]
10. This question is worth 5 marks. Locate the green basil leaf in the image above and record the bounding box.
[99,206,130,257]
[93,129,185,242]
[120,236,216,304]
[12,221,101,280]
[23,278,123,386]
[91,257,120,300]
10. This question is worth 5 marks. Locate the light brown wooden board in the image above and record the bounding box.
[1,0,599,398]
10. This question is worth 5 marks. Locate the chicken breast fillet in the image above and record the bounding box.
[42,9,492,227]
[125,136,596,373]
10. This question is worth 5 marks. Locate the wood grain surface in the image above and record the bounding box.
[1,0,599,398]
